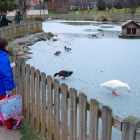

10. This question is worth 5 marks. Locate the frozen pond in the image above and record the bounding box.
[26,20,140,139]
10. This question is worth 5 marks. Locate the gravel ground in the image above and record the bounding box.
[0,126,23,140]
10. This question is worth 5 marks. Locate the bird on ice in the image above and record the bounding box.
[100,80,130,96]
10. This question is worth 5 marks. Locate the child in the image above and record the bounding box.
[14,10,23,24]
[1,13,12,27]
[0,38,20,130]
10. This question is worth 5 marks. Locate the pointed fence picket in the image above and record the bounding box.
[13,59,140,140]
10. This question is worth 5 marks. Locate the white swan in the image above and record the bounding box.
[100,80,130,96]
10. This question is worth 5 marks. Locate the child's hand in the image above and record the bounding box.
[6,91,12,95]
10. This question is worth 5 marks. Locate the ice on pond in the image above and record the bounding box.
[26,20,140,140]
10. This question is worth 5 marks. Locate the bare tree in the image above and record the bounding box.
[127,0,139,14]
[46,0,70,13]
[79,0,88,13]
[121,0,128,13]
[105,0,112,13]
[19,0,32,15]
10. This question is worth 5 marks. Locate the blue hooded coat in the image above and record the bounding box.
[1,15,12,27]
[0,50,15,96]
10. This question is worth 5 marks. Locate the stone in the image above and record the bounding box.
[17,51,24,56]
[25,55,31,59]
[27,52,33,54]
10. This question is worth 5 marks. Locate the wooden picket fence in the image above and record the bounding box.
[10,57,140,140]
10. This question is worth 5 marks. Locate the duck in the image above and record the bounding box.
[54,70,73,80]
[100,80,130,96]
[64,46,72,52]
[54,51,61,56]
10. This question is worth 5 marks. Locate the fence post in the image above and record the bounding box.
[14,25,16,37]
[54,79,60,140]
[17,57,21,95]
[31,67,35,127]
[121,116,140,140]
[89,99,99,140]
[61,83,68,140]
[26,64,30,122]
[69,88,77,140]
[101,106,112,140]
[21,63,26,117]
[47,75,53,140]
[12,57,16,95]
[136,130,140,140]
[36,69,41,133]
[41,72,47,138]
[79,93,87,140]
[2,27,4,37]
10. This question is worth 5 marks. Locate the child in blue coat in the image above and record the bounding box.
[0,38,20,130]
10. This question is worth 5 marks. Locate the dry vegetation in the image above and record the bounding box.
[94,14,111,21]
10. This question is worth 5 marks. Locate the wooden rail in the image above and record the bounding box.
[12,57,140,140]
[0,22,42,40]
[7,13,140,22]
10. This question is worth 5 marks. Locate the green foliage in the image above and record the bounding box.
[0,0,18,16]
[108,5,112,9]
[8,45,15,57]
[97,0,106,11]
[114,2,123,9]
[20,119,46,140]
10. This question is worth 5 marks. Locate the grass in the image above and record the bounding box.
[19,119,46,140]
[48,7,140,15]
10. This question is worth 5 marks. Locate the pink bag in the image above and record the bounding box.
[0,94,22,130]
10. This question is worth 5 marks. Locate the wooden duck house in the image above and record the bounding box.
[119,20,140,37]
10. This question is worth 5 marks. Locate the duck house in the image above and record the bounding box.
[119,20,140,37]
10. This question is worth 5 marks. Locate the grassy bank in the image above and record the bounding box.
[19,119,47,140]
[48,6,140,15]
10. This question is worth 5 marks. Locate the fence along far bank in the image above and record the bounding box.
[0,22,42,40]
[7,13,140,22]
[11,57,140,140]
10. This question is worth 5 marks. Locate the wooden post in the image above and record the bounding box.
[101,106,113,140]
[41,72,47,138]
[54,79,60,140]
[69,88,77,140]
[47,75,53,140]
[61,83,68,140]
[89,99,99,140]
[31,67,35,127]
[136,130,140,140]
[10,57,16,95]
[79,93,87,140]
[21,63,26,117]
[36,69,41,133]
[17,57,21,95]
[26,64,30,122]
[121,116,140,140]
[12,57,16,95]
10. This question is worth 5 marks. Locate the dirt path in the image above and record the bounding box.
[0,126,23,140]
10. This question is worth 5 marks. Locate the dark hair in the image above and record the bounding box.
[17,10,21,15]
[0,38,8,51]
[2,13,6,17]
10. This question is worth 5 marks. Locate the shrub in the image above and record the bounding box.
[114,2,123,9]
[97,0,106,11]
[108,5,112,9]
[35,16,44,21]
[58,7,68,14]
[94,15,111,21]
[8,45,15,57]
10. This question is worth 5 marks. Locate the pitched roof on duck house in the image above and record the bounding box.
[121,20,140,27]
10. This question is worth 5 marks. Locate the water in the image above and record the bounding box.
[26,20,140,139]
